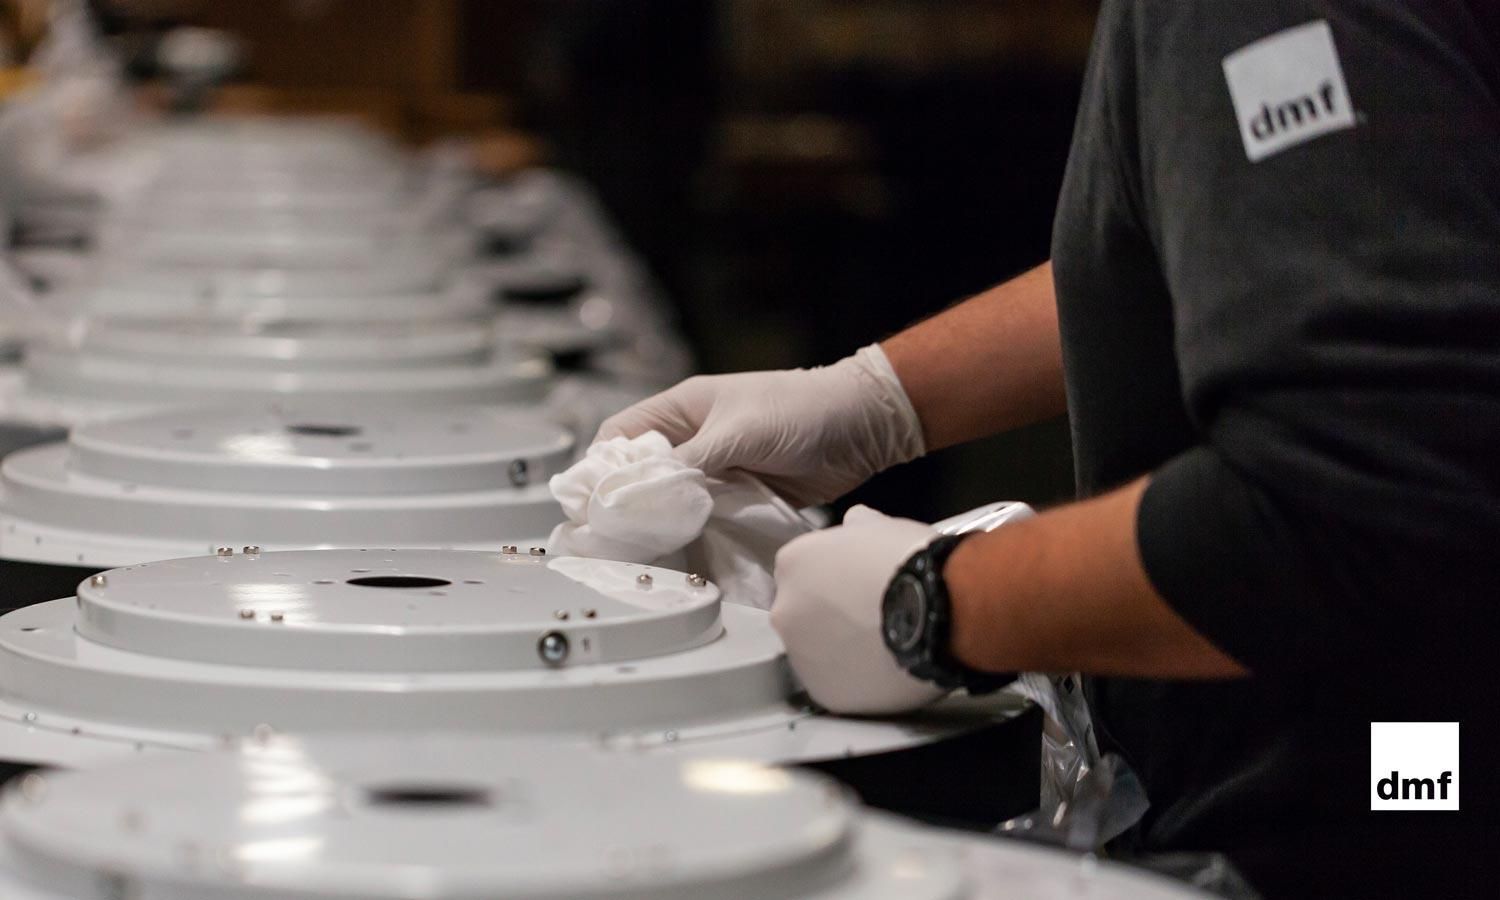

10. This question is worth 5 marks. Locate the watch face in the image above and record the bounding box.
[883,573,928,655]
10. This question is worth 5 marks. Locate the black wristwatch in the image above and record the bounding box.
[881,533,1016,694]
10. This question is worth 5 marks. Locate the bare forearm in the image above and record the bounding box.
[881,262,1066,452]
[944,477,1249,679]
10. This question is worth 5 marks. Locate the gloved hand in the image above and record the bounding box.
[770,505,949,716]
[595,345,924,508]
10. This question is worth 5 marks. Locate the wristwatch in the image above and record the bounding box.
[881,533,1016,694]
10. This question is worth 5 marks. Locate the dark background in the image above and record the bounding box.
[471,1,1096,522]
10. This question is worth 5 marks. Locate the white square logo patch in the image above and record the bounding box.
[1370,722,1460,811]
[1222,20,1356,162]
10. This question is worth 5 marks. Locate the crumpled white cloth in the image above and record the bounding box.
[548,431,811,609]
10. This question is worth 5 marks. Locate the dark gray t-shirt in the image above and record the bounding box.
[1052,1,1497,895]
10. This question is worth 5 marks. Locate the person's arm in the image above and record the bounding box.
[944,476,1248,678]
[949,5,1500,685]
[882,262,1066,452]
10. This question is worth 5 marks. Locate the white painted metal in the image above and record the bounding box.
[6,339,552,429]
[74,551,722,673]
[0,549,1023,772]
[0,737,1212,899]
[71,317,498,369]
[0,405,573,565]
[65,255,464,310]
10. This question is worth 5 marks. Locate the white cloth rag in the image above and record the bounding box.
[547,431,812,609]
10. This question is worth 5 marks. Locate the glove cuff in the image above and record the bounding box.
[849,343,927,465]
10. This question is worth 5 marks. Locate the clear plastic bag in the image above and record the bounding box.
[996,673,1260,899]
[998,672,1149,850]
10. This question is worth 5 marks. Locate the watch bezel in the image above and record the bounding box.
[881,533,1015,695]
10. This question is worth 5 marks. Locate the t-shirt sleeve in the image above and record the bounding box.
[1132,3,1500,673]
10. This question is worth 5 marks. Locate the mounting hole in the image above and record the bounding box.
[502,273,589,305]
[364,784,493,809]
[347,575,453,589]
[286,424,363,439]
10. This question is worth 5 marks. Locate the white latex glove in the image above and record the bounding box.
[770,505,949,716]
[595,345,924,508]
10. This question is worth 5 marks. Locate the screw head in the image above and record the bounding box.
[502,545,518,554]
[89,574,108,588]
[636,573,653,588]
[687,573,707,588]
[237,609,255,620]
[215,547,234,557]
[508,459,530,487]
[243,545,260,556]
[529,546,546,556]
[537,630,570,666]
[269,611,285,623]
[18,772,47,803]
[583,608,598,619]
[553,609,570,621]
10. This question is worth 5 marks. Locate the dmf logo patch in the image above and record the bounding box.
[1222,20,1357,162]
[1370,722,1460,812]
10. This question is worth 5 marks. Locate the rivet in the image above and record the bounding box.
[636,573,653,588]
[18,773,47,803]
[664,730,679,742]
[502,545,518,554]
[22,712,37,723]
[238,609,255,620]
[553,610,570,621]
[538,630,570,666]
[243,545,260,556]
[508,459,529,487]
[216,547,234,557]
[269,611,285,623]
[583,608,597,619]
[687,573,707,588]
[89,574,107,588]
[529,546,546,556]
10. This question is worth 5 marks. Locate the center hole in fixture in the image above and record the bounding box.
[347,575,453,589]
[286,424,363,439]
[364,784,493,809]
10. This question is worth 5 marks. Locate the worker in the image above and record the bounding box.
[601,3,1496,896]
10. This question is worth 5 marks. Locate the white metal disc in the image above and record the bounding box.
[0,740,866,900]
[0,737,1212,900]
[17,344,551,412]
[0,405,573,564]
[0,551,791,738]
[74,549,721,672]
[69,318,497,370]
[70,255,458,307]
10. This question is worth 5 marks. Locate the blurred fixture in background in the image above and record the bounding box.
[1,0,1099,521]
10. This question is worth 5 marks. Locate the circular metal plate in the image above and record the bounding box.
[60,265,478,319]
[0,737,1211,900]
[18,344,552,411]
[0,740,866,900]
[71,318,497,370]
[75,549,722,672]
[0,552,786,737]
[0,405,573,564]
